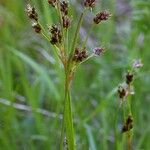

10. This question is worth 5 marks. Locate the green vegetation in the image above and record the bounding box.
[0,0,149,149]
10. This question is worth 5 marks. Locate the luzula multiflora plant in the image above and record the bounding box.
[26,0,111,149]
[117,59,143,150]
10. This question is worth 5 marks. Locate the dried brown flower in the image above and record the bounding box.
[73,48,88,62]
[84,0,96,8]
[93,47,105,56]
[126,72,134,85]
[118,86,127,99]
[26,4,38,21]
[122,115,133,133]
[62,16,71,28]
[32,22,41,33]
[48,0,56,7]
[60,1,69,15]
[93,11,111,24]
[49,25,62,45]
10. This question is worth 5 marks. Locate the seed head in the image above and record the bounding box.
[32,22,41,33]
[118,86,127,99]
[93,47,105,56]
[26,4,38,21]
[84,0,96,8]
[93,11,111,24]
[60,1,69,15]
[49,25,62,45]
[62,16,71,28]
[48,0,56,7]
[122,115,133,133]
[126,71,134,85]
[73,48,88,62]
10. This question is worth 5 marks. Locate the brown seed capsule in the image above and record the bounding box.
[126,72,134,85]
[62,16,71,28]
[122,115,133,133]
[73,48,88,62]
[93,47,105,56]
[26,4,38,21]
[60,1,69,15]
[49,25,62,45]
[32,22,41,33]
[93,11,111,24]
[118,86,127,99]
[48,0,56,7]
[84,0,96,8]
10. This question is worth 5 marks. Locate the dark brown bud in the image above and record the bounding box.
[93,11,111,24]
[32,22,41,33]
[84,0,96,8]
[73,48,88,62]
[93,47,105,56]
[60,1,69,15]
[126,72,134,85]
[118,86,127,99]
[26,4,38,21]
[62,16,71,28]
[49,25,62,45]
[48,0,56,7]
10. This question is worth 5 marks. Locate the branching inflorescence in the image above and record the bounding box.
[26,0,111,149]
[117,59,143,150]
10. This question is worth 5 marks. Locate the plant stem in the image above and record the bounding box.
[69,9,86,62]
[60,70,75,150]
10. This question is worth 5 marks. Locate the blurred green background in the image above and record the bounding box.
[0,0,149,149]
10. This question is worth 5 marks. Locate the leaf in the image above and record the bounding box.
[9,47,60,100]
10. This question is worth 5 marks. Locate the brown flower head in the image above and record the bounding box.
[118,86,127,99]
[73,48,88,62]
[84,0,96,8]
[48,0,56,7]
[93,10,111,24]
[126,71,134,85]
[49,25,62,45]
[60,1,69,15]
[122,115,133,133]
[32,22,41,33]
[93,47,105,56]
[62,16,71,28]
[26,4,38,21]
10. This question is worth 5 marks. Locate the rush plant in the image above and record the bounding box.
[117,59,143,150]
[26,0,111,149]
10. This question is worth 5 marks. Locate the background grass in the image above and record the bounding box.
[0,0,149,149]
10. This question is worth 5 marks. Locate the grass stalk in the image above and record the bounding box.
[60,69,75,150]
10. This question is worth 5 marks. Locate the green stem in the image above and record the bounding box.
[69,9,86,62]
[60,71,75,150]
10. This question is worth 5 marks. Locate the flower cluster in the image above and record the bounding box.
[122,115,133,133]
[93,47,105,56]
[26,4,41,33]
[60,1,69,15]
[73,48,88,62]
[94,11,111,24]
[48,0,56,7]
[84,0,96,8]
[49,25,62,45]
[117,59,143,100]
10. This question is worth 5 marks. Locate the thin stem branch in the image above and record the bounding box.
[69,9,87,62]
